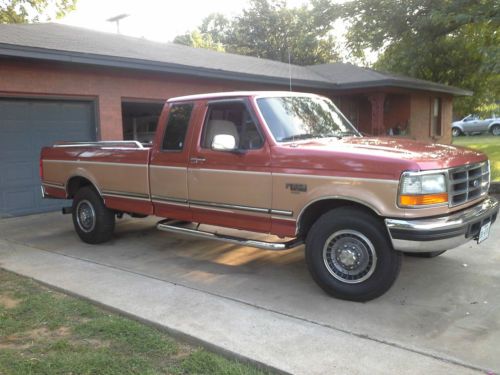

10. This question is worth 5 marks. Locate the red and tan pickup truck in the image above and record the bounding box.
[40,91,498,301]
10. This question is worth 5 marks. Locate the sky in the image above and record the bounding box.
[56,0,311,43]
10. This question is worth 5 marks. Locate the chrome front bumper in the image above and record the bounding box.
[385,196,499,253]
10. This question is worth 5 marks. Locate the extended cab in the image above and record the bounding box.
[40,91,499,301]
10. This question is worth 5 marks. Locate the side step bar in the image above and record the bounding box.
[157,219,303,251]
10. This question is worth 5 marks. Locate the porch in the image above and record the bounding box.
[332,90,453,144]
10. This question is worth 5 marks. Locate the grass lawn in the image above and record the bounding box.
[0,269,268,375]
[452,135,500,182]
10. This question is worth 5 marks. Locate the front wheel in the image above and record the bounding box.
[72,186,115,244]
[452,127,462,137]
[305,207,402,302]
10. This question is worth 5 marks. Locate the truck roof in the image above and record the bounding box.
[167,91,321,103]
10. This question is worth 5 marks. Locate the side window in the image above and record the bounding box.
[162,104,193,150]
[201,102,264,150]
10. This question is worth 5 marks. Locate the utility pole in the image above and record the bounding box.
[106,14,129,34]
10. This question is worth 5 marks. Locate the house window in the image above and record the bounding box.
[430,97,442,137]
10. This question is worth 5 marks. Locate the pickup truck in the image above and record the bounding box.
[452,114,500,136]
[40,91,499,302]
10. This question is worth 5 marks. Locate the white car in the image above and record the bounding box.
[452,114,500,136]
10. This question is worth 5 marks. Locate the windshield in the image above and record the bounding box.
[256,96,361,142]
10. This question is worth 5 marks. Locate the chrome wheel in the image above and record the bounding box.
[452,128,461,137]
[76,199,96,233]
[322,230,377,284]
[491,125,500,136]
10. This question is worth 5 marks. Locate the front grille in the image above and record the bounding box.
[449,162,490,207]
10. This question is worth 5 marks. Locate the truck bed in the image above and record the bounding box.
[41,141,152,214]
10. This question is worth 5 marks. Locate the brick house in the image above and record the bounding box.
[0,23,470,217]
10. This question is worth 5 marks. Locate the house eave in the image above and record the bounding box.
[0,43,334,90]
[332,79,472,96]
[0,42,472,96]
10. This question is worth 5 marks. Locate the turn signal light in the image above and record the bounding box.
[399,193,448,206]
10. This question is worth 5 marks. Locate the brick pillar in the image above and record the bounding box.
[98,95,123,140]
[368,93,386,136]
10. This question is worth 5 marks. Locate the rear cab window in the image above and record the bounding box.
[162,103,193,151]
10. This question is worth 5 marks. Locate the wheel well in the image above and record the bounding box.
[66,176,98,198]
[297,199,380,238]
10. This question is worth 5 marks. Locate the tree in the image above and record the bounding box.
[174,0,340,66]
[341,0,500,116]
[0,0,77,24]
[173,31,225,52]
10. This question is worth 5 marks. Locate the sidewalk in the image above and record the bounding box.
[0,238,481,375]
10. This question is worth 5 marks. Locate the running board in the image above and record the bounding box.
[157,219,302,251]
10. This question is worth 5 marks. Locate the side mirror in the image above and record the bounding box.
[212,134,236,151]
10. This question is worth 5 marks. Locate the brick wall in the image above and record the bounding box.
[409,93,453,144]
[440,96,453,144]
[0,59,289,140]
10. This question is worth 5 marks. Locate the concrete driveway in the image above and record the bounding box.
[0,211,499,374]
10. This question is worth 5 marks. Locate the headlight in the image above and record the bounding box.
[399,172,448,207]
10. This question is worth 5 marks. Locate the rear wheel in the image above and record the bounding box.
[452,127,462,137]
[72,186,115,244]
[305,207,402,302]
[490,124,500,136]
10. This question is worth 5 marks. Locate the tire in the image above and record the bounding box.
[305,207,402,302]
[490,124,500,136]
[405,250,446,258]
[452,127,462,137]
[72,186,115,244]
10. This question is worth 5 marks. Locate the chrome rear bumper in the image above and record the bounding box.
[385,196,499,253]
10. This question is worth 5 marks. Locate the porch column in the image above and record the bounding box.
[368,93,386,136]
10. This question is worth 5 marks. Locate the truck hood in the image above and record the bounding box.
[273,137,486,179]
[337,137,485,169]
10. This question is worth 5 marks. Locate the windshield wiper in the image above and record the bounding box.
[280,131,359,142]
[279,133,315,142]
[318,132,343,139]
[321,131,359,139]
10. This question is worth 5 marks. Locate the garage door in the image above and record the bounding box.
[0,99,96,217]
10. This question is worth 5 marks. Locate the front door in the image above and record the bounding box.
[187,99,272,233]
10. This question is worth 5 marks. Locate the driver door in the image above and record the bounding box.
[187,99,272,233]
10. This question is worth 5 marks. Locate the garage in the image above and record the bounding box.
[0,99,96,217]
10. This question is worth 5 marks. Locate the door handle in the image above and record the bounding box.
[190,157,206,164]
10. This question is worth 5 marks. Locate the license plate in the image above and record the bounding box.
[478,221,491,244]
